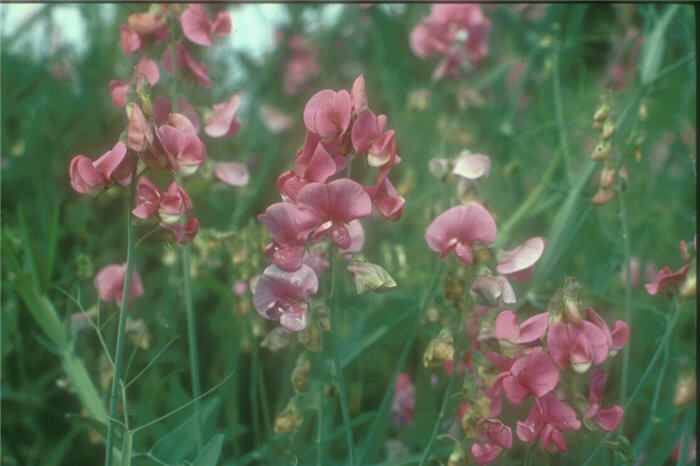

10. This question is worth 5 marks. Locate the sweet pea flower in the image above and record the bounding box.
[548,320,609,373]
[109,80,129,107]
[391,373,415,426]
[367,176,405,221]
[213,161,249,186]
[470,274,516,306]
[471,419,513,465]
[584,308,629,356]
[497,237,546,282]
[584,369,624,431]
[156,122,206,176]
[516,392,581,452]
[296,179,373,249]
[128,10,168,38]
[351,74,368,114]
[136,56,160,87]
[351,109,387,154]
[127,104,153,152]
[120,25,142,55]
[162,43,211,88]
[164,217,199,244]
[95,263,144,305]
[158,181,192,225]
[645,264,691,295]
[492,349,559,405]
[152,98,201,132]
[258,202,313,271]
[132,176,163,219]
[70,142,131,195]
[425,202,497,264]
[253,264,319,332]
[181,4,231,47]
[303,89,352,141]
[495,310,549,344]
[205,93,242,138]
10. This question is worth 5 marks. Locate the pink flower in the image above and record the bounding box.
[492,349,559,405]
[471,418,513,465]
[158,182,192,225]
[497,237,546,282]
[128,11,168,38]
[109,80,129,107]
[136,56,160,87]
[495,310,549,344]
[470,274,516,306]
[425,202,497,264]
[132,177,163,220]
[164,217,199,244]
[181,4,231,47]
[367,176,405,221]
[253,264,319,331]
[277,132,337,201]
[452,153,491,180]
[69,142,131,195]
[585,308,629,355]
[233,280,247,296]
[156,123,206,176]
[303,89,352,141]
[95,263,144,305]
[548,320,610,373]
[339,220,365,254]
[516,393,581,452]
[645,264,690,295]
[351,110,387,154]
[296,179,373,249]
[351,74,368,114]
[127,104,153,152]
[258,202,312,271]
[120,26,142,55]
[391,373,415,426]
[162,43,211,88]
[213,161,249,186]
[152,97,201,132]
[205,93,242,138]
[584,369,624,431]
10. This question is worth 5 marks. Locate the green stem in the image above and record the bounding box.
[182,246,202,450]
[552,51,573,185]
[355,258,444,464]
[317,329,325,466]
[617,182,633,412]
[105,181,137,466]
[329,248,355,465]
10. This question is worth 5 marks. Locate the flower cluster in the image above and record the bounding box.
[253,75,405,332]
[410,4,491,79]
[646,234,696,299]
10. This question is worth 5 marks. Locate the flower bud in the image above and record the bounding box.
[600,163,617,189]
[639,102,648,121]
[261,327,293,351]
[274,405,303,434]
[679,262,696,299]
[592,185,617,205]
[594,103,609,122]
[423,328,454,368]
[346,257,397,294]
[291,354,311,393]
[591,140,613,161]
[674,372,696,406]
[602,121,616,140]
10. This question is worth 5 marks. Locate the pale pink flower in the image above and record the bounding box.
[339,220,365,254]
[470,274,516,306]
[548,320,610,373]
[516,392,581,452]
[367,176,405,221]
[495,310,549,344]
[497,237,546,282]
[213,161,249,186]
[260,106,294,134]
[584,369,624,431]
[233,280,247,296]
[109,80,129,107]
[128,11,168,38]
[492,349,559,405]
[351,74,368,114]
[425,202,497,264]
[205,93,242,138]
[452,153,491,180]
[645,264,690,295]
[95,263,144,305]
[253,264,319,332]
[584,308,629,355]
[181,4,231,47]
[391,373,415,426]
[120,26,142,55]
[69,142,131,196]
[152,97,201,132]
[303,89,352,141]
[136,56,160,87]
[296,179,373,249]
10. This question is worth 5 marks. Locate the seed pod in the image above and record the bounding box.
[594,103,610,122]
[602,121,616,140]
[423,328,454,368]
[600,163,617,189]
[591,140,613,161]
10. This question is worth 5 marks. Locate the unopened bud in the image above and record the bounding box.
[679,263,696,299]
[291,354,311,393]
[423,328,454,368]
[592,185,617,205]
[591,140,613,161]
[346,256,397,294]
[274,406,304,434]
[594,103,610,122]
[674,372,697,406]
[602,121,616,140]
[639,102,648,121]
[600,163,617,189]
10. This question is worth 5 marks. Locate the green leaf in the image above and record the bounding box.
[150,398,219,463]
[639,5,680,85]
[192,434,224,466]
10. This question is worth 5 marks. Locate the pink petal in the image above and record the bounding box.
[120,26,141,55]
[211,11,231,37]
[502,375,530,405]
[69,155,104,195]
[586,369,607,409]
[303,89,352,140]
[132,176,162,219]
[470,443,501,465]
[182,46,211,88]
[265,242,305,272]
[109,80,128,107]
[495,310,520,342]
[351,109,382,153]
[425,202,497,256]
[595,405,624,431]
[520,350,559,398]
[136,56,160,87]
[95,264,143,305]
[452,153,491,180]
[351,74,368,114]
[127,104,153,152]
[181,3,213,46]
[339,220,365,254]
[547,322,571,369]
[296,179,372,230]
[300,143,336,183]
[205,93,242,137]
[516,312,549,344]
[93,141,129,184]
[213,161,249,186]
[610,320,629,351]
[581,320,610,365]
[369,177,405,221]
[497,237,546,275]
[258,202,309,245]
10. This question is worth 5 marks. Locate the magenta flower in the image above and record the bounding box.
[258,202,312,271]
[548,320,610,373]
[425,202,497,264]
[213,161,249,187]
[120,25,142,55]
[516,393,581,452]
[645,264,690,295]
[181,4,231,47]
[159,182,192,225]
[303,89,352,141]
[253,264,319,332]
[95,263,144,305]
[471,419,513,465]
[204,93,242,138]
[132,176,163,220]
[497,237,546,282]
[391,373,415,426]
[156,123,206,176]
[584,369,624,431]
[69,142,131,196]
[492,349,559,405]
[296,179,373,249]
[495,310,549,344]
[351,109,387,154]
